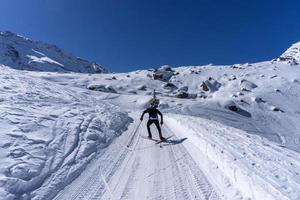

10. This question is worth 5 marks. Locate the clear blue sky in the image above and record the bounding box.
[1,0,300,72]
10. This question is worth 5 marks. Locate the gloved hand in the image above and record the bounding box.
[160,121,163,125]
[140,117,143,121]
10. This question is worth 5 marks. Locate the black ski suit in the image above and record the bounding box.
[140,107,164,139]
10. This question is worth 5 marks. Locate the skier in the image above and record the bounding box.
[140,103,165,140]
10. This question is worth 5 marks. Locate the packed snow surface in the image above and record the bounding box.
[1,34,300,199]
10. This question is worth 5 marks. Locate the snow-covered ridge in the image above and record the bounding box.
[0,31,107,73]
[279,41,300,64]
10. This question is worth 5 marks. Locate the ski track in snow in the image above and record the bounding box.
[53,115,221,200]
[53,113,300,200]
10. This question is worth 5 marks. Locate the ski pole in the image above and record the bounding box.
[126,120,142,148]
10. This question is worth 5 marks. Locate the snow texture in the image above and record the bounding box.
[0,66,131,199]
[1,32,300,200]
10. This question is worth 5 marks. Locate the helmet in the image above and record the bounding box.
[150,103,158,108]
[149,98,159,108]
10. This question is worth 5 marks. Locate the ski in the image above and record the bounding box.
[155,135,174,148]
[126,121,142,148]
[140,135,160,142]
[140,135,174,148]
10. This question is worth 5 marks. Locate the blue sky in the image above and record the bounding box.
[1,0,300,72]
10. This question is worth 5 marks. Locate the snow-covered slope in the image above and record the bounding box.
[0,31,107,73]
[279,41,300,64]
[84,60,300,152]
[0,66,130,199]
[1,33,300,200]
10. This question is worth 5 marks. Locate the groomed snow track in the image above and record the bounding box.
[53,114,221,200]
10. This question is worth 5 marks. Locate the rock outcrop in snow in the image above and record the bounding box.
[87,84,117,93]
[153,65,174,81]
[0,31,107,73]
[200,77,222,92]
[240,79,257,91]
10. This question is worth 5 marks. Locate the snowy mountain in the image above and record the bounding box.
[0,31,107,73]
[279,41,300,64]
[1,33,300,200]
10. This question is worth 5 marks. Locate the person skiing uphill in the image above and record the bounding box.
[140,104,165,141]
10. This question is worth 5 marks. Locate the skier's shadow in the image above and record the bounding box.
[161,137,187,146]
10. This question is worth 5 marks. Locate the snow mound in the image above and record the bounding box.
[162,82,178,90]
[251,96,266,103]
[175,90,197,99]
[240,79,257,91]
[87,84,117,93]
[137,84,147,91]
[220,100,252,118]
[0,31,107,73]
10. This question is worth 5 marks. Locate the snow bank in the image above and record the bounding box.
[0,66,131,199]
[166,115,300,200]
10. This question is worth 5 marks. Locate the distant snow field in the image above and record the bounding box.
[1,31,300,199]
